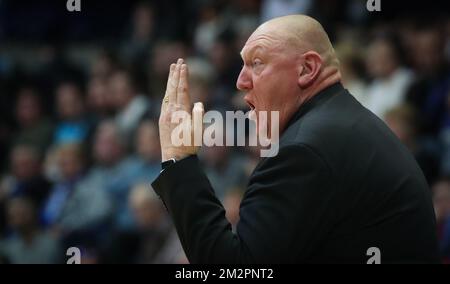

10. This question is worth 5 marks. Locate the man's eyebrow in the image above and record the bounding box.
[240,46,263,61]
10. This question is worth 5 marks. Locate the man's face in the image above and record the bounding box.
[136,122,160,162]
[7,198,35,231]
[16,92,42,127]
[236,32,300,132]
[56,84,84,120]
[58,148,84,180]
[109,73,133,109]
[366,40,397,79]
[11,147,40,181]
[413,30,443,75]
[93,124,123,166]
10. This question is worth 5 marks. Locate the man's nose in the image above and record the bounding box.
[236,66,253,91]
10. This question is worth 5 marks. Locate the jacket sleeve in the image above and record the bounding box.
[152,144,336,263]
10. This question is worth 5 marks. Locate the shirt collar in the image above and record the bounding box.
[285,82,345,130]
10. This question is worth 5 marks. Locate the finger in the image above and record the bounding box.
[177,63,191,108]
[169,58,183,104]
[165,63,176,96]
[161,63,176,111]
[192,102,204,147]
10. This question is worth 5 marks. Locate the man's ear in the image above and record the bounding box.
[298,51,323,89]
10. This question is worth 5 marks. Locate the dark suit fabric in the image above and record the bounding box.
[152,83,440,264]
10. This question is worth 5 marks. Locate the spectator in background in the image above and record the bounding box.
[53,81,92,146]
[185,57,215,110]
[121,2,155,65]
[40,142,111,261]
[12,87,53,154]
[81,120,138,233]
[384,104,440,183]
[193,2,225,56]
[109,70,150,139]
[148,41,187,102]
[228,0,260,42]
[432,179,450,263]
[103,118,164,260]
[128,183,186,264]
[335,41,368,106]
[0,144,51,213]
[0,197,61,264]
[41,143,87,229]
[200,145,248,201]
[90,50,119,81]
[365,36,414,119]
[87,76,112,121]
[127,119,161,187]
[207,32,242,112]
[407,25,450,132]
[0,144,51,236]
[384,105,418,150]
[404,25,450,175]
[50,124,120,256]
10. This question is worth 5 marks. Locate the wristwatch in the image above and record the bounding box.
[161,158,177,170]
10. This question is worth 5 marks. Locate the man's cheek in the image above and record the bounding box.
[253,87,268,109]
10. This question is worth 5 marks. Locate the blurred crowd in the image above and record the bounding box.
[0,0,449,263]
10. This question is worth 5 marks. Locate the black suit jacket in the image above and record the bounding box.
[152,83,440,263]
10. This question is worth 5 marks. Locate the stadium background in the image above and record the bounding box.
[0,0,449,263]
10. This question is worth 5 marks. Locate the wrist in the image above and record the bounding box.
[161,151,192,163]
[161,158,177,171]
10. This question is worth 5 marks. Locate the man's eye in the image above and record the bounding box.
[252,60,262,68]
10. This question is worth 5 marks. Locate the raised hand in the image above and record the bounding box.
[159,58,204,162]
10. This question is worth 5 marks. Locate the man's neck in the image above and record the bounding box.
[282,71,343,133]
[279,67,342,134]
[302,67,341,105]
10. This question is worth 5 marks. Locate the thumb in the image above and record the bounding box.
[192,102,204,147]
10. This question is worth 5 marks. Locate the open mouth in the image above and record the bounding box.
[244,96,255,111]
[245,98,257,121]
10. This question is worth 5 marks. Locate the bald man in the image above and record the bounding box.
[152,15,439,263]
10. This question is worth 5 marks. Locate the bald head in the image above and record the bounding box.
[237,14,341,134]
[247,15,339,68]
